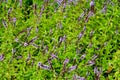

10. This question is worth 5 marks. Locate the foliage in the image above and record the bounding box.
[0,0,120,80]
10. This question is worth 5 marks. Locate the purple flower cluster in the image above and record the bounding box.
[38,62,50,70]
[73,74,85,80]
[87,54,98,66]
[94,66,102,80]
[0,54,4,61]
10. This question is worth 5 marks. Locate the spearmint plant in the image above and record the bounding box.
[0,0,120,80]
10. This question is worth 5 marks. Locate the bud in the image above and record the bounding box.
[87,60,95,66]
[38,62,50,70]
[77,76,85,80]
[63,58,69,65]
[68,65,77,72]
[8,8,12,14]
[19,0,22,7]
[13,18,17,27]
[38,62,42,68]
[17,56,22,59]
[36,26,39,33]
[83,26,86,31]
[2,19,7,29]
[24,42,28,46]
[78,31,84,40]
[90,0,95,13]
[92,54,98,60]
[94,66,102,80]
[13,18,16,23]
[51,54,57,59]
[80,53,86,60]
[0,54,4,61]
[90,0,94,7]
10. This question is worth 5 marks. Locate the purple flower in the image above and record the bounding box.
[73,74,86,80]
[92,54,98,60]
[68,0,73,3]
[100,3,107,14]
[85,11,94,22]
[83,26,86,31]
[94,67,98,74]
[63,35,66,42]
[13,18,16,23]
[41,64,50,70]
[17,56,22,59]
[90,0,94,7]
[68,65,77,72]
[63,58,69,65]
[94,66,102,80]
[38,62,42,68]
[57,0,63,6]
[24,42,28,46]
[76,48,79,54]
[36,26,39,33]
[45,46,48,53]
[96,47,100,50]
[78,26,86,40]
[8,8,12,14]
[47,53,58,62]
[26,27,32,37]
[90,0,95,13]
[62,58,69,73]
[77,76,85,80]
[80,53,86,60]
[2,20,7,28]
[78,12,85,21]
[78,31,84,40]
[63,3,66,9]
[40,5,45,17]
[48,59,53,69]
[19,0,22,7]
[51,54,57,59]
[76,47,82,54]
[0,54,4,61]
[13,18,16,27]
[38,62,50,70]
[73,74,77,80]
[87,60,95,66]
[94,67,102,75]
[59,36,63,42]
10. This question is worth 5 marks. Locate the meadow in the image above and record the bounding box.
[0,0,120,80]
